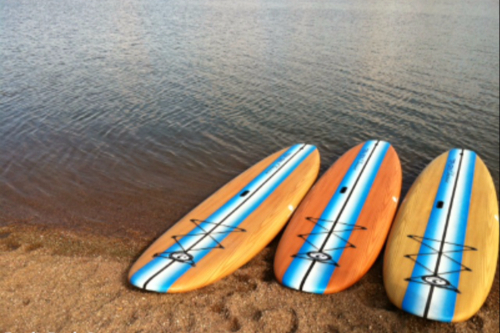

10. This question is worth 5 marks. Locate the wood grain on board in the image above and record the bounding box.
[383,151,499,322]
[275,141,402,293]
[129,145,320,292]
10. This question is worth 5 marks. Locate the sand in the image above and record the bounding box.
[0,224,498,333]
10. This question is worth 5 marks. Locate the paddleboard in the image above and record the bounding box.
[274,140,402,294]
[383,149,499,322]
[129,144,320,293]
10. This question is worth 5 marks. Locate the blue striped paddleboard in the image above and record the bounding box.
[129,144,320,293]
[275,140,402,293]
[383,149,499,322]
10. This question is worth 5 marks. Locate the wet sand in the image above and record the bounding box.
[0,223,498,333]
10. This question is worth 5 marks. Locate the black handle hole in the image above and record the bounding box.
[240,190,250,197]
[437,201,444,209]
[340,187,348,194]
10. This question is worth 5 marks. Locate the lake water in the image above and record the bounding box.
[1,0,499,238]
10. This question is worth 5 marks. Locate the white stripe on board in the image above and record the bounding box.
[143,145,315,291]
[301,141,389,292]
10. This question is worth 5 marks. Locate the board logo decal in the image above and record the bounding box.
[130,144,317,292]
[402,149,476,322]
[444,159,457,184]
[281,140,391,294]
[152,218,247,267]
[291,216,367,267]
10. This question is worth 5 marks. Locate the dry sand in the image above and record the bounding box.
[0,224,498,333]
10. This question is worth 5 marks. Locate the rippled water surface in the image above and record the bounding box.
[1,0,499,238]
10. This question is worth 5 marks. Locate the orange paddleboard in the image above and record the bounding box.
[274,140,402,294]
[129,144,320,293]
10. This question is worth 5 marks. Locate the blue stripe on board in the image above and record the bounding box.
[402,149,461,317]
[430,151,475,321]
[402,149,476,321]
[281,141,376,290]
[282,140,389,293]
[130,144,306,289]
[311,141,389,293]
[297,142,377,256]
[130,144,316,292]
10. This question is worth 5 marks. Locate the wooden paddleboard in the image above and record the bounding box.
[129,144,320,293]
[274,140,402,294]
[383,149,499,322]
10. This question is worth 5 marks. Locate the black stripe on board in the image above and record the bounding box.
[298,141,380,291]
[423,149,464,319]
[142,144,308,290]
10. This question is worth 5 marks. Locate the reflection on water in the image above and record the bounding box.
[1,0,498,238]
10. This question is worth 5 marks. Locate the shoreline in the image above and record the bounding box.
[0,223,498,332]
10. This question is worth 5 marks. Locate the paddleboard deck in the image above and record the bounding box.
[383,149,499,322]
[129,144,320,293]
[274,140,402,294]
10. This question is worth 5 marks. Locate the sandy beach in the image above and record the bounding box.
[1,223,497,333]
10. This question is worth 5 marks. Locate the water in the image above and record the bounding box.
[1,0,498,238]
